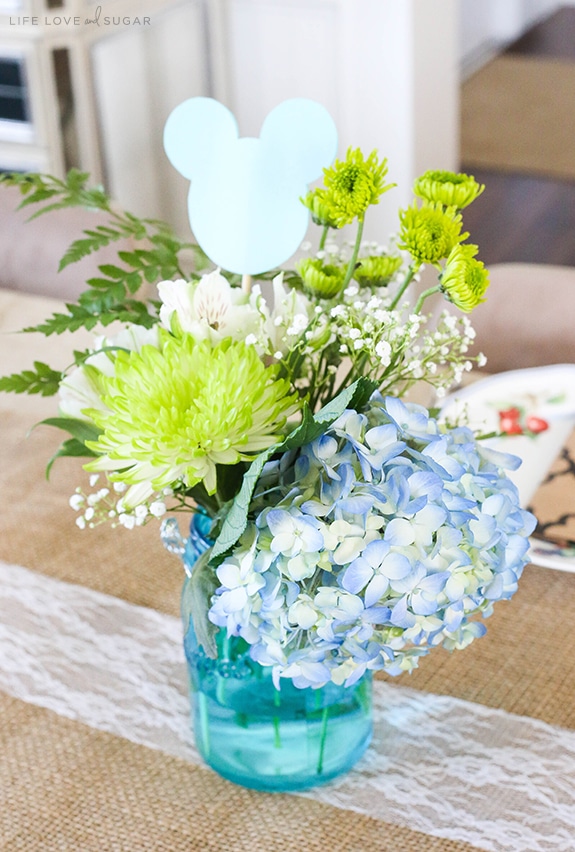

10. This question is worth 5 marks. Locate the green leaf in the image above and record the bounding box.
[211,377,378,559]
[117,250,143,267]
[22,299,157,336]
[313,376,378,427]
[125,271,142,293]
[182,547,219,658]
[46,437,98,479]
[97,264,127,279]
[35,416,102,444]
[0,361,62,396]
[58,231,117,271]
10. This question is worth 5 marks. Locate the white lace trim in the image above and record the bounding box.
[1,560,575,852]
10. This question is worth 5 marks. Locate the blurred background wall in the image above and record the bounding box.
[0,0,573,243]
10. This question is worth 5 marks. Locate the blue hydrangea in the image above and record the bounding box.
[208,395,536,689]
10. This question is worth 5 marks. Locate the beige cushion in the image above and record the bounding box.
[461,263,575,372]
[0,186,134,301]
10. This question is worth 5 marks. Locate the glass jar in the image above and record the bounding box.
[163,511,373,792]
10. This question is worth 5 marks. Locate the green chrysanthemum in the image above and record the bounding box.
[414,170,485,209]
[318,147,394,227]
[301,190,339,228]
[353,254,403,288]
[296,258,346,299]
[440,244,490,312]
[83,333,300,506]
[398,203,467,267]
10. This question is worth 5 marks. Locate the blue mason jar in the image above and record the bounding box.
[163,511,373,792]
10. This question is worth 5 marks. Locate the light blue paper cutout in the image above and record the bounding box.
[163,97,338,275]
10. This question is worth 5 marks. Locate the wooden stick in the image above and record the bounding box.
[241,273,252,294]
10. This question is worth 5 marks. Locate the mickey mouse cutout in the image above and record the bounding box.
[163,97,338,276]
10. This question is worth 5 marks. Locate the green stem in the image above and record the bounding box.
[330,350,369,400]
[389,263,420,311]
[341,217,365,291]
[197,690,211,757]
[414,284,442,314]
[356,676,372,714]
[318,225,329,251]
[216,634,230,706]
[273,687,282,749]
[317,705,330,775]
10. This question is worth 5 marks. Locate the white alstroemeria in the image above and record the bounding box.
[97,325,160,358]
[265,272,312,354]
[58,325,159,422]
[58,364,109,422]
[157,270,265,346]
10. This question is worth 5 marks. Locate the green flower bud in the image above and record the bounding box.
[301,190,338,228]
[414,170,485,209]
[353,254,403,288]
[398,202,467,267]
[440,243,489,312]
[296,258,345,299]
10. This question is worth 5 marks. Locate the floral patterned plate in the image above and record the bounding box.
[440,364,575,574]
[527,537,575,573]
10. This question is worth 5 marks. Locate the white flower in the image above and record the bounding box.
[149,501,167,518]
[330,305,347,318]
[375,340,392,366]
[85,487,109,507]
[69,494,84,511]
[267,509,324,558]
[266,273,312,353]
[58,326,159,423]
[158,269,264,345]
[288,597,319,629]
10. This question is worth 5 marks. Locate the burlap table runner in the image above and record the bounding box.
[1,692,481,852]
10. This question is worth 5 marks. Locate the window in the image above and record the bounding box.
[0,57,29,123]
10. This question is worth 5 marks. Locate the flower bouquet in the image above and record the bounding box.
[0,97,535,791]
